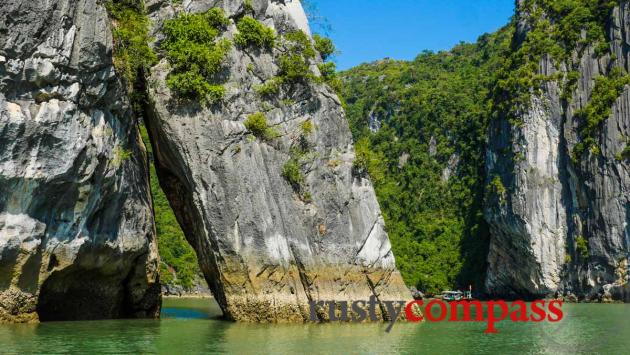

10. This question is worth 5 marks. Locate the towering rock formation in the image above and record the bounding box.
[0,0,160,322]
[485,0,630,301]
[144,0,410,321]
[0,0,408,323]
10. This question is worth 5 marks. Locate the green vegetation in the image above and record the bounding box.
[112,146,133,167]
[140,125,200,289]
[353,137,386,184]
[487,175,507,203]
[235,16,276,50]
[244,0,253,13]
[281,147,313,203]
[105,0,157,89]
[300,120,314,135]
[279,31,316,80]
[281,124,315,202]
[573,68,630,158]
[575,235,590,259]
[244,112,280,140]
[340,27,512,295]
[493,0,616,122]
[282,158,304,190]
[312,34,342,95]
[255,78,281,97]
[267,30,317,90]
[248,29,341,100]
[271,1,623,295]
[278,53,312,82]
[244,112,269,136]
[313,34,335,60]
[166,69,227,104]
[162,9,231,105]
[532,0,615,52]
[283,30,317,59]
[317,62,336,79]
[564,253,572,264]
[317,60,342,95]
[252,30,321,99]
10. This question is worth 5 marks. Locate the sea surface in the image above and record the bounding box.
[1,298,629,354]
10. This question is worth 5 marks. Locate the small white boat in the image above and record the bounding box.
[441,291,463,301]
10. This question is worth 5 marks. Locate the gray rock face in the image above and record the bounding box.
[0,0,160,322]
[485,1,630,301]
[145,0,410,321]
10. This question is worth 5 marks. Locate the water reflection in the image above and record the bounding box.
[533,304,630,354]
[0,319,161,354]
[220,321,418,354]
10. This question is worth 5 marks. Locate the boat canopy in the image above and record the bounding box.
[442,291,463,295]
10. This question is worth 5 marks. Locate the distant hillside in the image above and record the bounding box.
[339,26,513,295]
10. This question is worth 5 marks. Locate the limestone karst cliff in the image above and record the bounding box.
[0,0,409,322]
[485,0,630,301]
[0,0,161,322]
[143,0,410,321]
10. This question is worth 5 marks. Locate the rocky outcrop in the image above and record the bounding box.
[144,0,410,321]
[0,0,160,322]
[485,0,630,301]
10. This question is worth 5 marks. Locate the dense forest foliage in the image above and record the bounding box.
[140,126,201,290]
[339,0,622,295]
[339,26,513,295]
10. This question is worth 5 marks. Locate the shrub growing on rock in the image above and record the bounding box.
[576,236,590,259]
[255,78,281,96]
[166,69,226,104]
[313,34,335,60]
[278,54,311,82]
[300,120,314,135]
[235,16,276,50]
[487,175,507,203]
[317,62,342,94]
[282,158,304,190]
[271,30,317,86]
[106,0,157,88]
[244,112,280,140]
[244,112,268,135]
[573,67,630,159]
[254,30,341,99]
[284,30,316,59]
[162,9,231,104]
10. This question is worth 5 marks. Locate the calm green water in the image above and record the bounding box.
[1,299,629,354]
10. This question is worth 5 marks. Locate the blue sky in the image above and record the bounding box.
[307,0,515,70]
